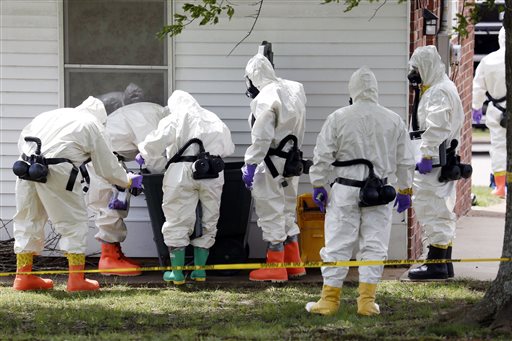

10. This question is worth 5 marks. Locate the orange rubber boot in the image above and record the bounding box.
[284,238,306,278]
[66,253,100,292]
[98,242,142,276]
[12,253,53,291]
[249,248,288,282]
[492,174,506,198]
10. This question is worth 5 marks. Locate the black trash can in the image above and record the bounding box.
[142,162,252,271]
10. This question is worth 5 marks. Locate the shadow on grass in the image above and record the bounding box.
[0,280,509,340]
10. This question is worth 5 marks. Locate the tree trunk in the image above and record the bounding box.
[460,1,512,331]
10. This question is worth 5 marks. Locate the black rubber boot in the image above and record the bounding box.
[446,246,454,278]
[408,245,449,280]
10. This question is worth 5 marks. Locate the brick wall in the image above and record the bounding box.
[452,2,474,218]
[408,0,474,259]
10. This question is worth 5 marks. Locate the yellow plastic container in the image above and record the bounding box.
[296,193,325,262]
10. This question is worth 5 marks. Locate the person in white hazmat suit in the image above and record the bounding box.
[12,97,143,292]
[86,102,169,276]
[472,27,507,198]
[407,46,465,280]
[241,52,308,282]
[305,66,415,316]
[137,90,234,284]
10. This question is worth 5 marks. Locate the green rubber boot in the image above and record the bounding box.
[163,247,186,285]
[190,247,209,282]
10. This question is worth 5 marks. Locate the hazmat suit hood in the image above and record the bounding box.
[409,46,446,87]
[348,66,379,103]
[498,26,505,50]
[245,53,278,90]
[167,90,202,116]
[76,96,107,126]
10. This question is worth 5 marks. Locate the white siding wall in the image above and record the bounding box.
[173,0,410,258]
[0,0,60,241]
[0,0,410,259]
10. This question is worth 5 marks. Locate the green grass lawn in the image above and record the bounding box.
[472,127,490,140]
[472,185,504,207]
[0,280,510,340]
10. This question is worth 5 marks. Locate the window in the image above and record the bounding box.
[64,0,167,112]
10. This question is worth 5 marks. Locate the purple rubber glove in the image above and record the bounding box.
[108,197,128,210]
[135,153,145,166]
[416,157,433,174]
[394,193,411,213]
[242,164,257,190]
[128,172,143,189]
[313,187,328,213]
[472,108,483,124]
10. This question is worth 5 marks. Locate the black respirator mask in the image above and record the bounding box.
[192,151,225,180]
[245,77,260,99]
[282,149,313,178]
[12,137,49,183]
[500,112,507,128]
[438,139,473,182]
[407,68,422,86]
[359,174,397,208]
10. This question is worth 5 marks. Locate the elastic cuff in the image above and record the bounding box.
[268,242,284,251]
[431,243,449,250]
[284,234,299,244]
[494,171,506,177]
[66,253,85,266]
[421,155,433,160]
[17,253,34,268]
[398,188,413,195]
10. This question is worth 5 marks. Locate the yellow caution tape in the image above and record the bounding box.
[1,257,511,277]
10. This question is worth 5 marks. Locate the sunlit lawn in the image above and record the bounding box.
[472,185,504,207]
[0,280,510,340]
[472,127,490,140]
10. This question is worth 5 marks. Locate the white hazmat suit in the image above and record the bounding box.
[309,66,415,290]
[87,102,168,243]
[244,53,306,244]
[243,53,307,282]
[473,27,506,193]
[138,90,235,250]
[14,97,132,255]
[410,46,464,247]
[407,46,464,281]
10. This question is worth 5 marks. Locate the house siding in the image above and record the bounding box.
[173,0,411,258]
[0,0,411,259]
[0,0,60,225]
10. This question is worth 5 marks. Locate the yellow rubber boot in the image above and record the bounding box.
[357,282,380,316]
[12,253,53,291]
[492,173,506,198]
[305,285,341,315]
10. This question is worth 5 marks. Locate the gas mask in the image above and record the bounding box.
[282,148,313,178]
[165,138,225,180]
[407,67,422,87]
[12,137,49,183]
[438,139,473,182]
[245,77,260,99]
[191,151,225,180]
[500,113,507,128]
[359,174,397,208]
[332,158,396,207]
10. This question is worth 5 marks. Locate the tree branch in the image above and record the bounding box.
[368,0,387,21]
[227,0,264,56]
